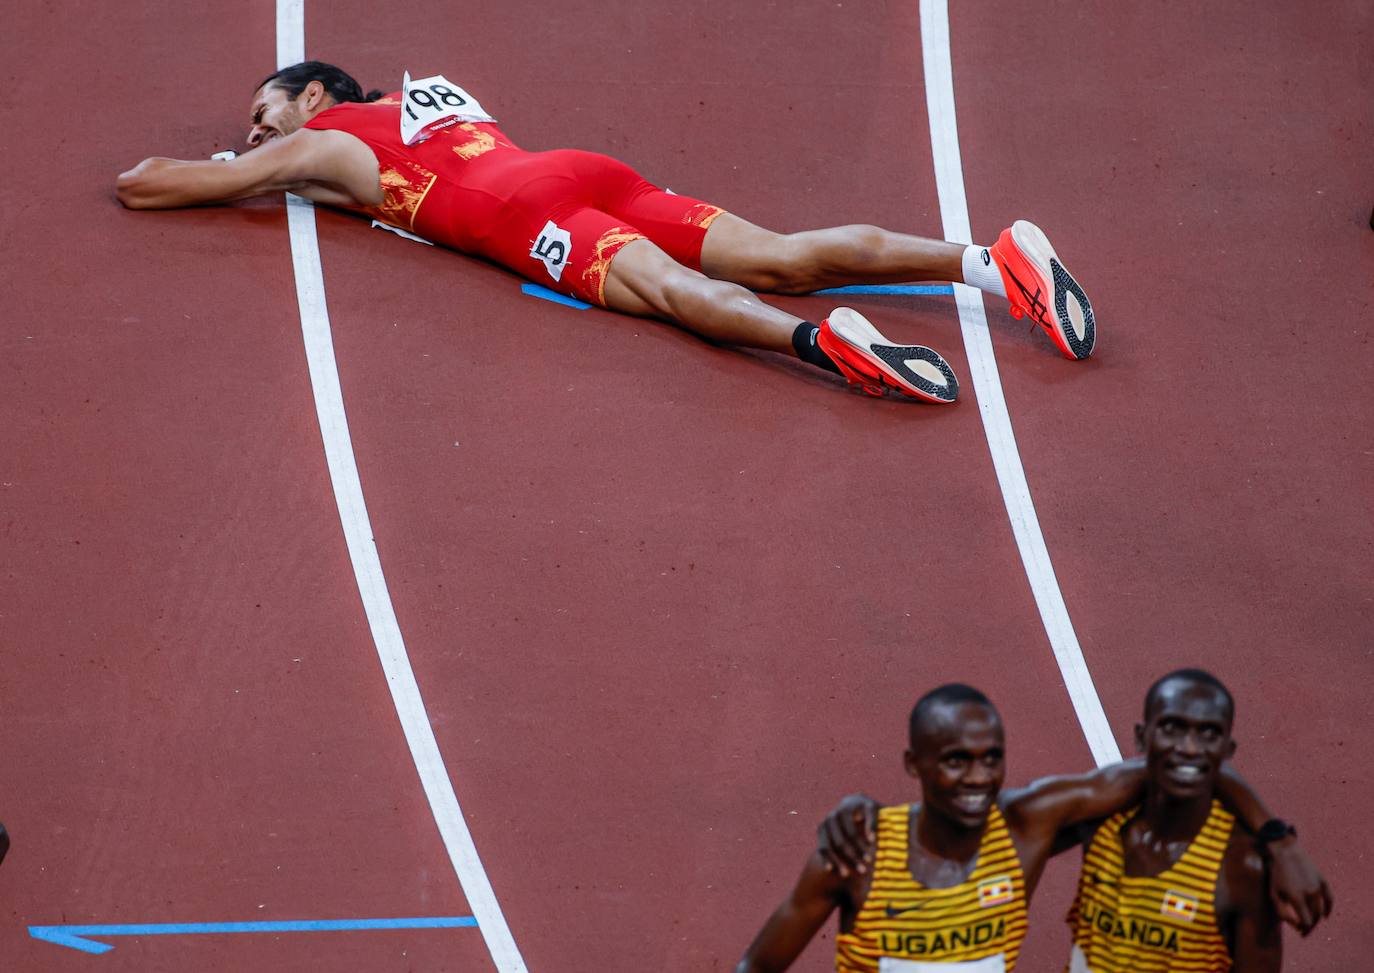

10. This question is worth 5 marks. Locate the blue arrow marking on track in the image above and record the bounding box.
[28,916,478,955]
[519,281,953,310]
[814,284,954,295]
[521,283,594,309]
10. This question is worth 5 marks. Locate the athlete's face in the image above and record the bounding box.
[906,702,1005,830]
[1135,678,1236,800]
[246,80,326,147]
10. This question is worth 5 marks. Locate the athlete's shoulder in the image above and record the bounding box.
[256,128,383,207]
[995,781,1055,825]
[307,97,400,128]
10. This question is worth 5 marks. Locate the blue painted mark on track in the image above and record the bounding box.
[29,916,478,955]
[521,283,593,309]
[814,284,954,295]
[519,282,952,309]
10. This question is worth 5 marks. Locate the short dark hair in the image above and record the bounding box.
[909,683,997,747]
[1143,668,1234,724]
[256,61,384,104]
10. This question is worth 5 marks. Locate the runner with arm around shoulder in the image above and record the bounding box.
[738,680,1328,973]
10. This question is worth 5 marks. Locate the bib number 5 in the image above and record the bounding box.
[400,72,496,145]
[530,220,573,283]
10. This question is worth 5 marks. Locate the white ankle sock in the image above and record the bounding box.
[961,244,1007,299]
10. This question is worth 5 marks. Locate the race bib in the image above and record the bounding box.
[878,956,1005,973]
[1067,944,1094,973]
[400,72,497,145]
[530,220,572,282]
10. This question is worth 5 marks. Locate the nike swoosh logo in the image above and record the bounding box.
[884,901,931,918]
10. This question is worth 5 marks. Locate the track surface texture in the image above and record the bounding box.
[2,1,1370,971]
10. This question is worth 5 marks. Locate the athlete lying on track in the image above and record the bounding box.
[737,676,1330,973]
[116,61,1097,404]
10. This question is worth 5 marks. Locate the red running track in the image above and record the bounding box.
[1,1,1370,971]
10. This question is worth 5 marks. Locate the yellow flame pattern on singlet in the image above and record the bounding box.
[1065,800,1233,972]
[374,160,437,231]
[836,804,1029,972]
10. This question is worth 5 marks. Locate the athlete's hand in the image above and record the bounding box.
[1264,835,1332,935]
[816,794,879,878]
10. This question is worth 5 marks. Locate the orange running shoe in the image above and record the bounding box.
[816,308,958,404]
[989,220,1096,360]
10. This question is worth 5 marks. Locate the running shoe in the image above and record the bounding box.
[989,220,1096,360]
[816,308,959,404]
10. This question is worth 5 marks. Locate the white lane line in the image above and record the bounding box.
[918,0,1121,767]
[276,4,528,970]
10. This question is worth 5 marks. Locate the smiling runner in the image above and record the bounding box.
[736,679,1329,972]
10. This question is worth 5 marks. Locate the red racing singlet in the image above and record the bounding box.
[303,93,526,252]
[302,88,725,305]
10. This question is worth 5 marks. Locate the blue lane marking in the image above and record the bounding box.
[814,284,954,295]
[29,915,478,955]
[521,283,592,309]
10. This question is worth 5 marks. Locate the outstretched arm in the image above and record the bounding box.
[115,129,380,210]
[736,852,845,973]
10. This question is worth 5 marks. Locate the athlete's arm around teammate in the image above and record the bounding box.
[819,761,1330,934]
[814,760,1152,885]
[732,764,1146,972]
[737,685,1099,973]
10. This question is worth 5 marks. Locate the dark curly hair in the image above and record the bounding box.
[256,61,384,103]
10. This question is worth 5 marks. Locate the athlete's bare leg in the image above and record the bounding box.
[602,238,961,403]
[603,238,802,354]
[699,213,966,294]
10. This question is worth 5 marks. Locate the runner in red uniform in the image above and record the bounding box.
[299,95,724,308]
[117,61,1099,404]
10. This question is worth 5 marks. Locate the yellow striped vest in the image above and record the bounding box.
[836,803,1029,973]
[1065,800,1234,973]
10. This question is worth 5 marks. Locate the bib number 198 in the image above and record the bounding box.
[400,72,496,144]
[405,83,467,120]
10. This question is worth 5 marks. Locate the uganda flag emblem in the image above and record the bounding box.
[977,875,1014,908]
[1160,889,1199,922]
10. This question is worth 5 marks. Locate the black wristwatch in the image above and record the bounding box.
[1256,818,1297,847]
